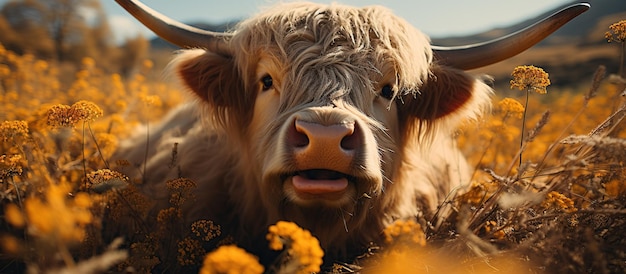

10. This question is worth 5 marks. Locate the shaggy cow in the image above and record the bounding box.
[114,0,588,265]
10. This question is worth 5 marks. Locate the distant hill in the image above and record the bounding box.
[149,0,626,86]
[432,0,626,47]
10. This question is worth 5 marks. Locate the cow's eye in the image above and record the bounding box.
[261,75,273,91]
[380,85,394,100]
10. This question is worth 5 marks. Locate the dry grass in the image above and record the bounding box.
[1,21,626,273]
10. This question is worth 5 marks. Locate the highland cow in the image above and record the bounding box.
[114,0,588,265]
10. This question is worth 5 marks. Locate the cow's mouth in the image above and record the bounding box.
[282,169,355,204]
[292,169,351,193]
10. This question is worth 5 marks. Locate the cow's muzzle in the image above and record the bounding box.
[276,107,381,207]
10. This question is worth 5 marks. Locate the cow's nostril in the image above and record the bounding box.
[340,122,359,151]
[288,120,310,148]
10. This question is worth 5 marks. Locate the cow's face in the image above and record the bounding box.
[251,54,397,210]
[173,3,481,220]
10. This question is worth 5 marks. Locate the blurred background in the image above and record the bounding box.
[0,0,624,86]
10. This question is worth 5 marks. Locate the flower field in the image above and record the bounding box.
[1,19,626,273]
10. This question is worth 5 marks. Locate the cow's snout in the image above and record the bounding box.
[287,119,361,173]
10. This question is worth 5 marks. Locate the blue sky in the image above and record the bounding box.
[101,0,572,42]
[1,0,572,42]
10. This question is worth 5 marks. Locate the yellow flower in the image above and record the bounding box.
[47,104,78,128]
[191,219,222,242]
[142,59,154,70]
[86,169,129,193]
[0,120,29,142]
[19,182,94,243]
[605,20,626,43]
[497,98,525,119]
[167,177,197,207]
[0,154,23,181]
[81,57,96,69]
[71,100,104,123]
[383,219,426,246]
[46,100,103,128]
[266,221,324,274]
[200,245,264,274]
[510,65,551,94]
[4,203,25,228]
[177,237,205,266]
[541,191,577,213]
[0,235,22,255]
[484,221,506,240]
[141,94,162,107]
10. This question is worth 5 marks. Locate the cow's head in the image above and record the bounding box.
[116,0,588,248]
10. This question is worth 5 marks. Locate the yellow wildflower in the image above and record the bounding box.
[266,221,324,274]
[167,177,197,207]
[47,104,78,128]
[200,245,264,274]
[71,100,103,123]
[86,169,129,193]
[484,221,506,240]
[0,120,29,142]
[142,59,154,70]
[605,20,626,43]
[1,235,22,255]
[141,94,162,107]
[541,191,577,213]
[81,57,96,69]
[510,65,551,94]
[383,219,426,246]
[177,237,205,266]
[0,154,23,181]
[497,98,525,119]
[4,203,25,228]
[456,180,500,205]
[47,101,103,128]
[191,219,222,242]
[19,182,94,243]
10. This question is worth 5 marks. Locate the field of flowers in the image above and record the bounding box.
[1,20,625,273]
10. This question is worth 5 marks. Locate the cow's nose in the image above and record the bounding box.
[287,119,361,172]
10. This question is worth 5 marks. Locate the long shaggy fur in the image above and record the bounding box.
[114,2,492,265]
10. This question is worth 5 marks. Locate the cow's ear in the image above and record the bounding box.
[174,49,247,110]
[401,64,481,121]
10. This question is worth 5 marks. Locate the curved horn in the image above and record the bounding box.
[433,3,590,70]
[114,0,232,52]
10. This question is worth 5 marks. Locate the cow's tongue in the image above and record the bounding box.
[292,170,348,194]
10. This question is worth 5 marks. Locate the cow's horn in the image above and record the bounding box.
[433,3,590,70]
[114,0,232,52]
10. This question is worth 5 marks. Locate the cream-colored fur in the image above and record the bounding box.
[114,2,492,263]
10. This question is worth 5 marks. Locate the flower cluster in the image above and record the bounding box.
[200,245,264,274]
[177,237,205,266]
[510,65,551,94]
[0,120,29,142]
[497,98,525,119]
[85,169,129,193]
[191,219,221,242]
[47,100,103,128]
[5,182,94,244]
[605,20,626,43]
[267,221,324,274]
[0,154,23,182]
[383,219,426,246]
[141,94,163,107]
[166,177,197,207]
[484,221,506,240]
[541,191,578,213]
